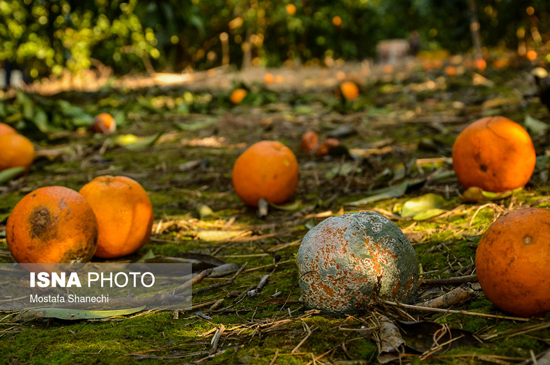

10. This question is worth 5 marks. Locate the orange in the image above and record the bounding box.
[0,133,35,172]
[0,123,16,136]
[526,50,538,61]
[452,116,536,192]
[475,58,487,71]
[6,186,98,264]
[332,16,342,27]
[285,4,296,15]
[263,73,274,84]
[338,81,359,101]
[301,131,319,154]
[230,88,247,104]
[79,176,154,259]
[232,141,299,207]
[383,65,394,74]
[91,113,116,135]
[445,66,457,77]
[476,208,550,317]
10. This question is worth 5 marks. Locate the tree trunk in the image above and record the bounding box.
[468,0,483,60]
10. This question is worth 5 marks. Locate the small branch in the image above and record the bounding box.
[170,268,213,295]
[422,275,478,286]
[248,274,270,297]
[382,300,534,322]
[192,263,248,295]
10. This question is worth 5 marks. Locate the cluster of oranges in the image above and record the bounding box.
[7,176,153,264]
[230,115,549,317]
[0,123,35,173]
[451,116,550,317]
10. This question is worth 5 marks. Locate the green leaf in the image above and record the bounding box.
[174,118,218,131]
[32,108,50,133]
[120,133,163,150]
[0,213,10,223]
[346,180,408,206]
[401,193,446,218]
[525,115,548,137]
[198,204,214,219]
[0,167,26,184]
[15,306,146,321]
[136,249,156,263]
[412,208,447,221]
[325,162,356,179]
[269,200,302,211]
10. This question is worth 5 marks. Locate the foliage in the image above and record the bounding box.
[0,0,548,76]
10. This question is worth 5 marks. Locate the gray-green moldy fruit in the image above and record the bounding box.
[297,211,419,314]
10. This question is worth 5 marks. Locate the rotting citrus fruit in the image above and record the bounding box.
[232,140,299,207]
[316,138,341,157]
[452,116,536,192]
[6,186,98,264]
[476,208,550,317]
[91,113,116,135]
[0,133,35,172]
[338,81,359,101]
[0,123,16,136]
[301,131,319,155]
[79,176,154,259]
[230,88,247,105]
[297,211,419,314]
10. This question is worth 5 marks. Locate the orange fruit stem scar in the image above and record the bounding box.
[6,186,98,264]
[232,140,299,207]
[452,116,536,192]
[79,176,154,259]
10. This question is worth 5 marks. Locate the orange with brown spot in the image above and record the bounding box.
[476,208,550,317]
[6,186,98,263]
[0,133,35,172]
[452,116,536,192]
[79,176,154,258]
[232,141,299,207]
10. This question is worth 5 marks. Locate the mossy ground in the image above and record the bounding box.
[1,65,550,364]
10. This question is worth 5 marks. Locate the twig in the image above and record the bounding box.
[382,300,535,322]
[192,263,248,295]
[171,268,213,295]
[268,349,279,365]
[292,320,313,353]
[210,324,225,354]
[248,275,270,297]
[422,275,478,286]
[243,259,294,273]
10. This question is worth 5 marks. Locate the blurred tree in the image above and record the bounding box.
[0,0,549,77]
